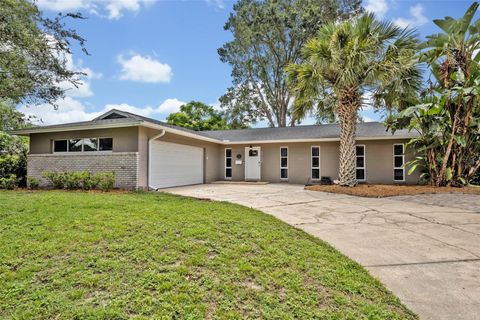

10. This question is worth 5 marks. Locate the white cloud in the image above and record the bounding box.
[157,98,185,114]
[362,116,375,122]
[43,34,101,98]
[364,0,388,18]
[19,98,186,125]
[19,97,101,125]
[59,56,102,98]
[118,54,172,83]
[37,0,154,20]
[205,0,225,9]
[393,4,428,28]
[104,103,156,117]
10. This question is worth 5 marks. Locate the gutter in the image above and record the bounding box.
[147,129,166,190]
[220,135,417,145]
[10,119,416,145]
[9,121,144,135]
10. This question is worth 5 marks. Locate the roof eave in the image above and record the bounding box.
[141,122,223,144]
[9,121,144,136]
[9,120,225,144]
[220,135,415,144]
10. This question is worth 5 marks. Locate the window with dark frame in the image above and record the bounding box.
[52,137,113,153]
[99,138,113,151]
[83,138,98,152]
[68,139,82,152]
[356,145,366,181]
[393,144,405,181]
[280,147,288,180]
[225,148,232,179]
[53,140,67,152]
[311,146,320,180]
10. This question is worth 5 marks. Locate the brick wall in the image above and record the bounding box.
[27,152,139,189]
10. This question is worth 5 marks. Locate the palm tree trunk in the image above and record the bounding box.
[337,90,360,187]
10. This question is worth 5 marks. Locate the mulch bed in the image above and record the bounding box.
[305,184,480,198]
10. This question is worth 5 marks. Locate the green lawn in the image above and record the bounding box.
[0,190,416,319]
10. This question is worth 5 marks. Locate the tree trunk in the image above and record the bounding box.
[337,90,360,187]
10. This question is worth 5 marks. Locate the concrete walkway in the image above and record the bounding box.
[163,184,480,320]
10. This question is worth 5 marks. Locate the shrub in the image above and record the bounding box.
[27,176,39,189]
[64,172,84,190]
[96,172,116,192]
[0,132,28,187]
[41,171,116,191]
[43,172,66,189]
[0,174,18,190]
[79,171,97,190]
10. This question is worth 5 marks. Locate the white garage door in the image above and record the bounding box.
[150,141,204,189]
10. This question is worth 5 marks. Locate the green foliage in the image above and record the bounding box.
[287,13,421,119]
[0,129,28,187]
[0,102,32,131]
[43,172,66,189]
[0,0,88,106]
[27,176,39,189]
[387,2,480,186]
[218,0,363,127]
[0,191,416,319]
[42,171,116,191]
[287,13,421,185]
[166,101,245,131]
[79,172,100,190]
[64,172,84,190]
[95,172,116,191]
[0,174,17,189]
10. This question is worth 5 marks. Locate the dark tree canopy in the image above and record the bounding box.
[0,0,88,106]
[218,0,362,127]
[166,101,247,131]
[0,102,30,188]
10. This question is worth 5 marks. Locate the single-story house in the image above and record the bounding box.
[12,109,419,189]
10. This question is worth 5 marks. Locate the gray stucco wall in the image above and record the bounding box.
[223,139,419,185]
[27,152,139,189]
[29,127,139,154]
[26,124,420,188]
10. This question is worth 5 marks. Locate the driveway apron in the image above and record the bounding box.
[163,183,480,320]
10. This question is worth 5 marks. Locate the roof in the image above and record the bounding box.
[199,122,415,142]
[11,109,417,143]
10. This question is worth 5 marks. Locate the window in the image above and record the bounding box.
[68,139,82,152]
[393,144,405,181]
[311,146,320,180]
[83,138,98,152]
[99,138,113,151]
[225,148,232,179]
[280,147,288,180]
[53,140,67,152]
[356,145,366,181]
[53,137,113,153]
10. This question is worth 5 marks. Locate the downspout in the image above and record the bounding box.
[147,129,165,190]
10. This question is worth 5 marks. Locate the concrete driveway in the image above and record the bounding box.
[163,183,480,320]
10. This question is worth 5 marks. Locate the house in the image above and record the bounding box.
[12,109,419,189]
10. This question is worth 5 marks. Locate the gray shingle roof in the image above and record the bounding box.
[198,122,416,142]
[11,109,416,142]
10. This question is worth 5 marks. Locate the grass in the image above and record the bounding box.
[0,190,416,319]
[306,184,480,198]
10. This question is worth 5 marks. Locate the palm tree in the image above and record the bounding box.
[287,13,421,186]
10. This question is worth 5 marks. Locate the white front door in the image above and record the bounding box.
[245,146,261,181]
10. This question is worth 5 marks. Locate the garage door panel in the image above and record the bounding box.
[150,141,203,189]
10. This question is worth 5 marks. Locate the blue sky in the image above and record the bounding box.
[20,0,476,126]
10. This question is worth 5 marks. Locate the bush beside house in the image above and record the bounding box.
[41,171,116,191]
